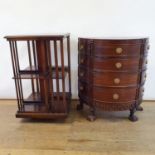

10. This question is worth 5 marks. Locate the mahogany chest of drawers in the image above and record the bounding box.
[77,37,149,121]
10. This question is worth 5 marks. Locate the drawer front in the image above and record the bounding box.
[94,72,139,86]
[142,56,148,69]
[139,86,144,99]
[78,67,89,81]
[141,71,147,84]
[93,57,142,71]
[78,53,89,66]
[78,81,89,99]
[78,39,87,54]
[93,44,142,57]
[93,87,137,102]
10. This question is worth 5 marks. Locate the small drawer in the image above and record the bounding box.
[78,81,89,98]
[93,43,142,57]
[78,54,89,66]
[142,56,148,69]
[139,86,144,99]
[93,87,137,102]
[144,44,150,54]
[93,57,143,71]
[94,72,139,86]
[78,67,89,80]
[141,71,147,84]
[78,39,87,53]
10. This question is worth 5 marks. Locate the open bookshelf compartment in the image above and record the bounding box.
[5,34,72,119]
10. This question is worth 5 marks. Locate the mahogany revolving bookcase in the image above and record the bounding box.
[5,34,71,119]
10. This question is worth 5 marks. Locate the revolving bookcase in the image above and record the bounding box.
[5,34,71,119]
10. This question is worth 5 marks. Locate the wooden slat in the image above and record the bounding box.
[54,40,60,108]
[9,41,21,110]
[27,41,35,93]
[60,39,66,111]
[13,41,24,111]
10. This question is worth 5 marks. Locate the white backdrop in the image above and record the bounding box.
[0,0,155,99]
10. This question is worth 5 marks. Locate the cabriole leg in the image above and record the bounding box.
[128,107,138,122]
[87,107,96,121]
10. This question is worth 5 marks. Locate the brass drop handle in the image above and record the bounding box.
[115,62,122,69]
[80,72,84,77]
[114,78,120,84]
[80,86,84,90]
[79,45,84,50]
[80,58,84,63]
[116,47,123,54]
[113,93,119,100]
[146,59,148,64]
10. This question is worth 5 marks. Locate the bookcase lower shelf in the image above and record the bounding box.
[16,112,68,119]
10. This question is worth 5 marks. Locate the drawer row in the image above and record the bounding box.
[78,67,146,87]
[78,81,144,103]
[79,40,149,57]
[78,54,147,71]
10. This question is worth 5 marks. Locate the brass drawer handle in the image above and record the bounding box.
[116,47,123,54]
[79,72,84,77]
[80,86,84,90]
[114,78,120,84]
[79,45,84,50]
[145,59,148,64]
[115,62,122,69]
[80,59,84,63]
[113,93,119,100]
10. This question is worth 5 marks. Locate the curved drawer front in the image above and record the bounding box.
[78,39,87,52]
[93,44,142,57]
[141,70,147,84]
[78,53,89,66]
[139,86,144,100]
[93,57,147,71]
[94,72,139,86]
[93,87,137,102]
[78,67,89,81]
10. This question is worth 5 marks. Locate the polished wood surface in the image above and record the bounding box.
[0,100,155,155]
[4,33,70,40]
[5,34,71,119]
[78,37,149,121]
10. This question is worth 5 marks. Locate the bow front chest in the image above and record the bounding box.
[77,37,149,121]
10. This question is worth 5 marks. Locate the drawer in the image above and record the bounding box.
[93,87,137,102]
[78,39,87,53]
[141,71,147,84]
[78,67,89,81]
[78,81,89,99]
[78,53,89,66]
[93,44,142,57]
[142,56,148,69]
[93,57,146,71]
[139,86,144,99]
[94,72,139,86]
